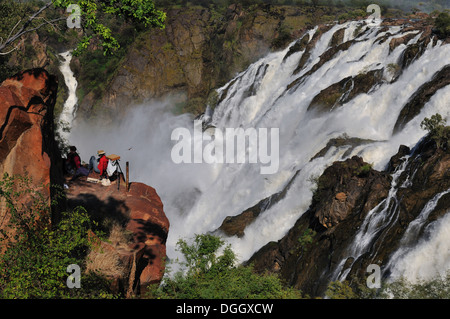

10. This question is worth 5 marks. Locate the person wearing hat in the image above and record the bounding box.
[89,150,109,178]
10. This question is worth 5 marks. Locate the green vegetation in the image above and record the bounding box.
[383,273,450,299]
[355,163,373,177]
[147,233,303,299]
[326,280,359,299]
[326,272,450,299]
[0,0,166,56]
[271,23,294,50]
[434,11,450,38]
[0,174,116,298]
[420,113,450,150]
[0,55,21,83]
[297,228,316,252]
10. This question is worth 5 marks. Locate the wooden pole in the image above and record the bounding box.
[126,161,129,192]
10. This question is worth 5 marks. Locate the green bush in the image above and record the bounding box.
[381,273,450,299]
[148,233,303,299]
[297,228,316,252]
[0,54,20,83]
[420,113,449,150]
[325,271,450,299]
[355,163,373,177]
[325,280,359,299]
[0,174,117,299]
[434,12,450,38]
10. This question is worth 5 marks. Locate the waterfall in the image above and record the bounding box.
[385,210,450,283]
[70,21,450,281]
[201,21,450,265]
[57,50,78,145]
[384,188,450,282]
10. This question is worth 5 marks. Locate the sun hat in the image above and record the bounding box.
[97,150,106,155]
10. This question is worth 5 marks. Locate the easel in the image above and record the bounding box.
[107,154,127,191]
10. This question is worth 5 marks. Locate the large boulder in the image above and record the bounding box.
[66,177,169,296]
[311,156,392,229]
[0,69,61,184]
[0,69,63,237]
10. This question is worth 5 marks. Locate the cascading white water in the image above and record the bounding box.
[57,50,78,144]
[384,210,450,284]
[70,21,450,282]
[384,188,450,282]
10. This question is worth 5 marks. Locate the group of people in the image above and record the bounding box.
[65,146,110,180]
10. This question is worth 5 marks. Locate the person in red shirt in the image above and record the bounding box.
[89,150,109,178]
[97,150,109,178]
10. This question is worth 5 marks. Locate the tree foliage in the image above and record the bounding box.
[382,273,450,299]
[148,233,303,299]
[420,113,449,150]
[54,0,166,55]
[0,174,116,299]
[326,272,450,299]
[434,11,450,38]
[0,0,166,56]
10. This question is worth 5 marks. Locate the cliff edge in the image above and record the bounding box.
[0,69,169,296]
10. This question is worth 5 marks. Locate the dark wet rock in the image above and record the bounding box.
[248,135,450,297]
[393,64,450,134]
[307,69,384,114]
[217,171,301,238]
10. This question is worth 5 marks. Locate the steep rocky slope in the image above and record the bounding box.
[248,137,450,297]
[0,69,63,231]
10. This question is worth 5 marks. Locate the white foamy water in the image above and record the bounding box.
[388,210,450,283]
[57,50,78,144]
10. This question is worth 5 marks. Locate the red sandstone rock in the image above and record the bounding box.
[66,177,169,295]
[0,69,58,185]
[0,69,62,239]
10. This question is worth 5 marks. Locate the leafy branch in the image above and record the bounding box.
[0,0,166,56]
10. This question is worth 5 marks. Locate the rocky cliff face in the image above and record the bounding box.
[76,4,355,120]
[0,69,64,231]
[248,136,450,297]
[4,31,73,116]
[0,70,169,296]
